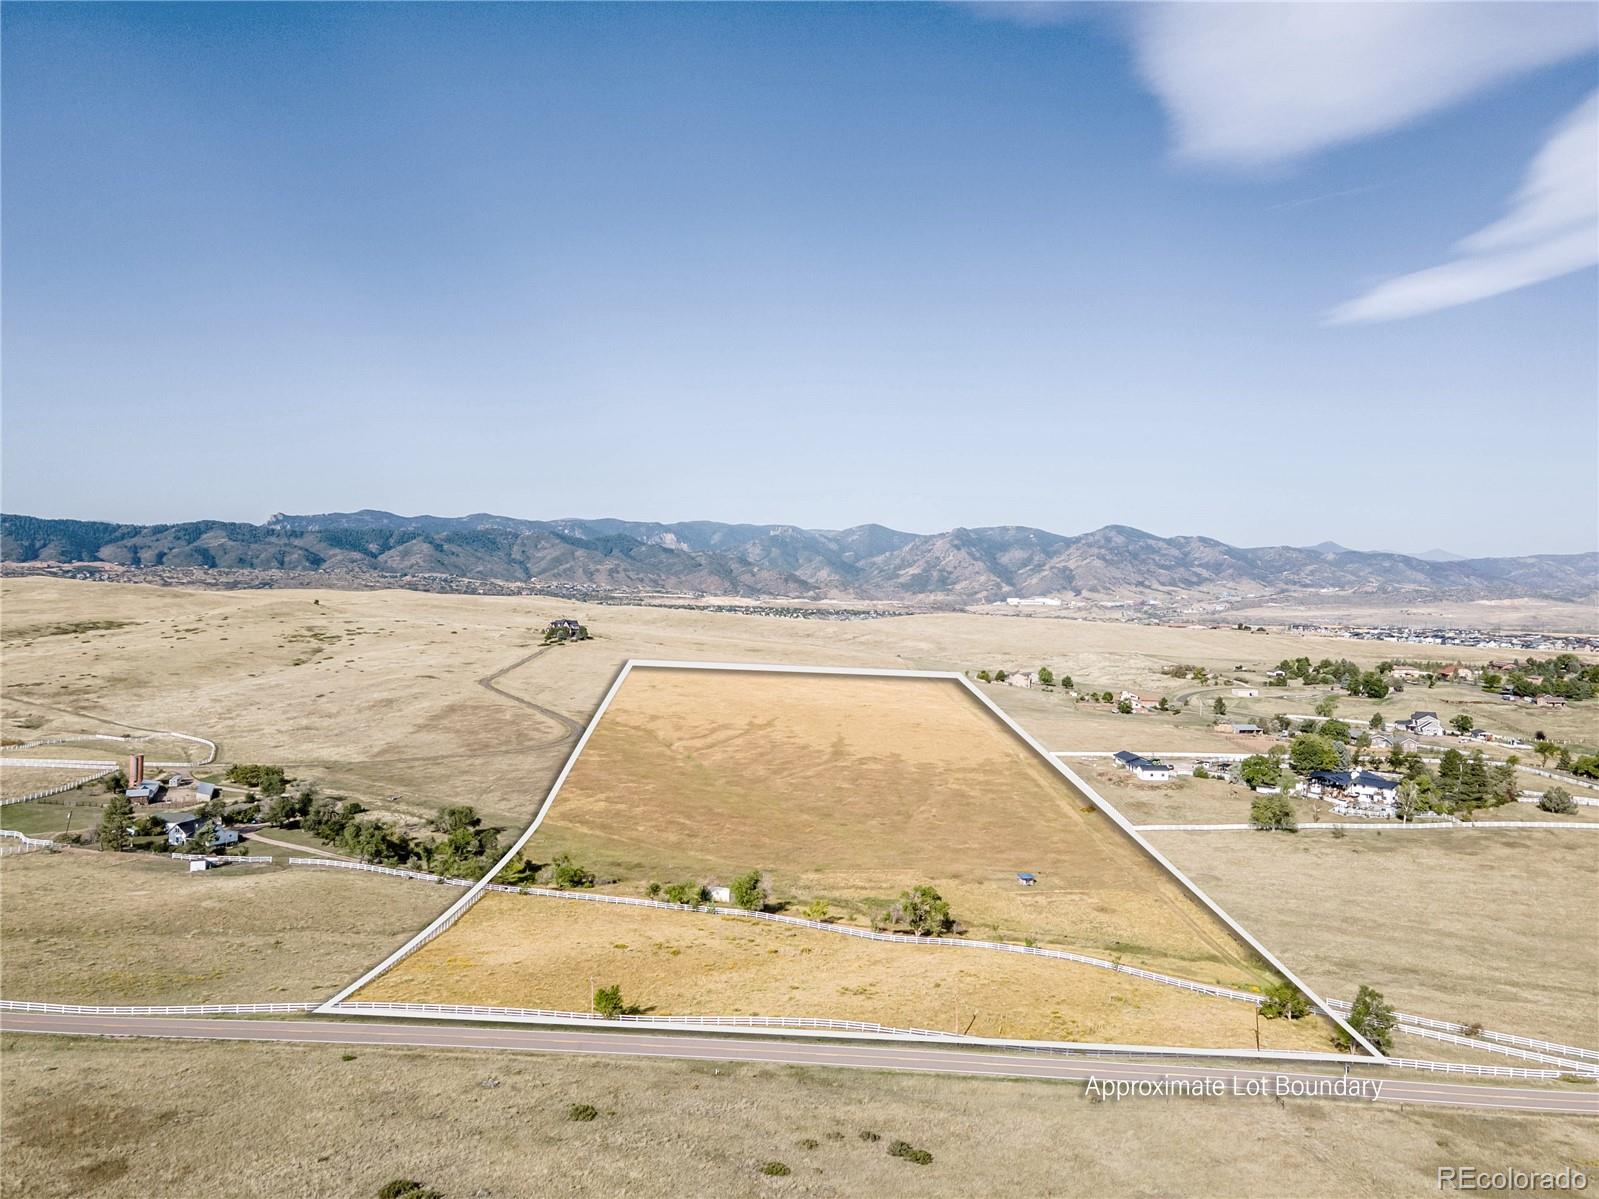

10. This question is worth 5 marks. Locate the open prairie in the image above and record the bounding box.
[517,666,1289,993]
[10,575,1572,835]
[1149,828,1599,1046]
[356,891,1337,1050]
[3,577,1594,1043]
[0,852,445,1004]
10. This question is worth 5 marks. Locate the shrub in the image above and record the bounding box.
[730,869,767,911]
[798,1138,819,1149]
[663,880,709,907]
[1538,786,1577,814]
[377,1182,441,1199]
[567,1103,599,1122]
[341,1052,358,1061]
[593,984,626,1019]
[888,1141,933,1165]
[858,1130,881,1143]
[760,1162,791,1177]
[549,853,595,890]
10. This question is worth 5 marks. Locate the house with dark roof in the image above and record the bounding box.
[1404,711,1444,737]
[1299,770,1400,817]
[1111,751,1175,782]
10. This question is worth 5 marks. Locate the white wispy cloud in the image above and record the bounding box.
[1130,3,1598,167]
[1328,91,1598,323]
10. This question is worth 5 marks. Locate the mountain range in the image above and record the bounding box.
[2,510,1594,606]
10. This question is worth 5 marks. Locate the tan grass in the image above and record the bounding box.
[358,891,1337,1051]
[3,1034,1594,1199]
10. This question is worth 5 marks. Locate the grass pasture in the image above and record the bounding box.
[0,851,447,1004]
[358,891,1337,1050]
[1150,828,1599,1046]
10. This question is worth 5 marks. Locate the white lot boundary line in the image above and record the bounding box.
[948,670,1387,1061]
[1135,822,1599,832]
[317,659,639,1011]
[322,659,1383,1059]
[296,857,1599,1068]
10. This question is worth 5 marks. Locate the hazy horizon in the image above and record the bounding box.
[5,503,1592,563]
[3,4,1595,558]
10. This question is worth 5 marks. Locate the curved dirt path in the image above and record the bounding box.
[476,645,585,750]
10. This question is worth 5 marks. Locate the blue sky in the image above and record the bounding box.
[3,2,1595,556]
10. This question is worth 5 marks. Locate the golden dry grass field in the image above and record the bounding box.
[512,667,1288,987]
[1149,828,1599,1046]
[0,852,444,1004]
[358,892,1336,1050]
[3,1034,1594,1199]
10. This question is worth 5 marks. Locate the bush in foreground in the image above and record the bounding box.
[1249,792,1297,831]
[566,1103,599,1122]
[888,1140,933,1165]
[377,1182,441,1199]
[760,1162,791,1177]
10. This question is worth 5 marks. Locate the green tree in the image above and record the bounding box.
[593,984,625,1019]
[1318,718,1350,743]
[1451,714,1474,734]
[1259,982,1309,1020]
[1358,672,1390,700]
[803,898,830,922]
[97,794,134,852]
[1157,696,1170,712]
[729,869,767,911]
[1037,666,1054,687]
[1116,699,1133,715]
[1058,674,1073,692]
[891,885,953,936]
[1341,984,1396,1054]
[1394,780,1421,823]
[1239,755,1279,790]
[1288,734,1340,775]
[1249,792,1297,831]
[1212,698,1227,716]
[994,669,1008,683]
[549,854,595,889]
[1538,786,1576,814]
[1369,712,1385,730]
[1314,695,1339,718]
[975,670,991,683]
[1572,755,1599,780]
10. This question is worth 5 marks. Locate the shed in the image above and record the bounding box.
[708,886,733,904]
[194,782,219,801]
[189,859,211,872]
[1016,872,1037,887]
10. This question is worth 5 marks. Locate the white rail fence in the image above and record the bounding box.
[0,767,118,807]
[1324,1000,1599,1063]
[0,996,1574,1080]
[333,1001,963,1038]
[1383,1057,1567,1081]
[170,853,274,865]
[1385,1026,1595,1073]
[6,729,218,768]
[0,830,55,853]
[0,999,318,1015]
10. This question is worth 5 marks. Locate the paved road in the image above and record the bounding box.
[3,1013,1594,1116]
